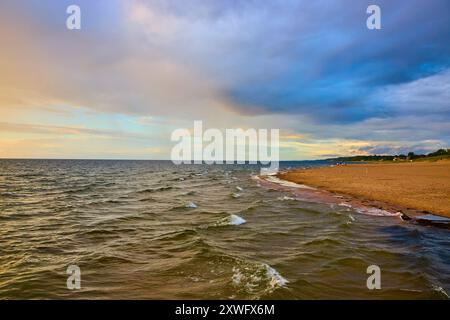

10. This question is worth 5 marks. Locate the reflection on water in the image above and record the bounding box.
[0,159,448,299]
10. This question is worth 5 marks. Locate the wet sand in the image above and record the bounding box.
[278,161,450,218]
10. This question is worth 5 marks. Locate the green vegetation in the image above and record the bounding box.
[328,148,450,162]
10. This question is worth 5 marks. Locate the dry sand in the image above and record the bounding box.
[278,160,450,217]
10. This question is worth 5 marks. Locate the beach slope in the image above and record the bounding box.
[279,161,450,217]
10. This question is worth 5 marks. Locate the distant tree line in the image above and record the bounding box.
[328,148,450,162]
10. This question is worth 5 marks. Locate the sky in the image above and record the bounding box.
[0,0,449,160]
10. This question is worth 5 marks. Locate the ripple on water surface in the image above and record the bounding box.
[0,160,448,299]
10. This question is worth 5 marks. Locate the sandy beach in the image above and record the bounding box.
[278,161,450,218]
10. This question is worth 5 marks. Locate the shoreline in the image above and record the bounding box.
[277,160,450,219]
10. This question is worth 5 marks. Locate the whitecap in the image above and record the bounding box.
[277,196,296,201]
[432,285,449,298]
[230,261,288,296]
[229,214,246,225]
[339,202,352,208]
[236,186,243,191]
[185,201,198,209]
[264,264,289,288]
[212,214,246,227]
[264,176,316,190]
[232,193,241,198]
[356,207,402,217]
[232,267,243,286]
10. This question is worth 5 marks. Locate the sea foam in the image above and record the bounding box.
[264,176,316,190]
[185,201,198,208]
[212,214,246,227]
[229,214,246,225]
[264,263,289,288]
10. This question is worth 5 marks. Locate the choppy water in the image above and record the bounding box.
[0,159,449,299]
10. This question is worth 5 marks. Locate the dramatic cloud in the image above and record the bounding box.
[0,0,448,158]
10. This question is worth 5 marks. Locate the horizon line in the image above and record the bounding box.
[0,157,325,162]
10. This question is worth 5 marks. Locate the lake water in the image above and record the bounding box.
[0,159,448,299]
